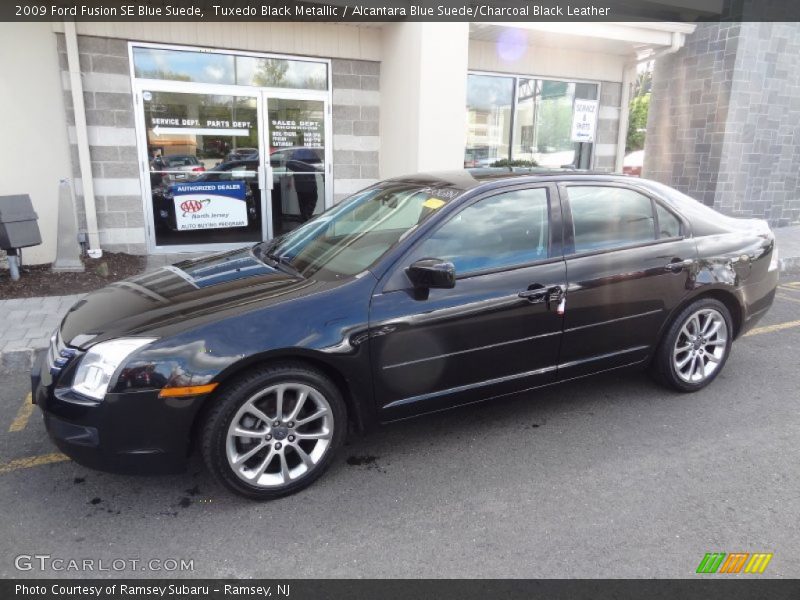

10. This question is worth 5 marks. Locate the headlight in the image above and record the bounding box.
[72,338,156,400]
[769,244,779,272]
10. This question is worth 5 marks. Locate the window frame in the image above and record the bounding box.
[384,183,561,290]
[559,182,689,259]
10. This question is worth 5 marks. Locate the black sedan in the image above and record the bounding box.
[32,170,779,499]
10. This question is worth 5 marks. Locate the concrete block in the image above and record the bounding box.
[332,73,361,90]
[353,60,380,76]
[353,151,379,165]
[94,92,132,111]
[353,121,379,136]
[360,76,380,91]
[333,105,360,120]
[333,120,353,135]
[90,55,129,75]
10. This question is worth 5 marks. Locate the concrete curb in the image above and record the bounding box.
[1,346,42,371]
[780,257,800,275]
[0,293,86,371]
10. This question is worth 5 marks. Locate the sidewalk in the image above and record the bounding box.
[1,231,799,370]
[0,252,201,370]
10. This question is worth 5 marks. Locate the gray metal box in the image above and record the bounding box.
[0,194,42,250]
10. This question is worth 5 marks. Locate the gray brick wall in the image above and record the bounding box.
[57,33,144,254]
[331,59,380,203]
[645,22,800,227]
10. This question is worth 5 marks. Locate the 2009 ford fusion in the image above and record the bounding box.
[32,170,779,499]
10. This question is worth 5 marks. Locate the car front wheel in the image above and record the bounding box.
[201,363,346,499]
[653,298,733,392]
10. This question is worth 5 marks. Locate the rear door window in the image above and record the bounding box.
[567,186,656,253]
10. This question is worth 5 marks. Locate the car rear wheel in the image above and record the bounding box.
[201,363,346,500]
[652,298,733,392]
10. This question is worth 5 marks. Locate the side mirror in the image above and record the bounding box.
[406,258,456,290]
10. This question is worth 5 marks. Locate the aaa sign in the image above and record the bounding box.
[171,181,248,231]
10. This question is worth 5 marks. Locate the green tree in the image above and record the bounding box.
[626,93,650,152]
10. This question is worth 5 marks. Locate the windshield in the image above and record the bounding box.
[253,182,460,278]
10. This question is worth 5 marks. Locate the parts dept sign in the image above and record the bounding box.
[570,99,599,143]
[171,182,248,231]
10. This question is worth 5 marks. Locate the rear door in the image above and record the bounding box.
[369,184,567,421]
[558,182,696,379]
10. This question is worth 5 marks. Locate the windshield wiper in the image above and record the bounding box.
[251,245,303,278]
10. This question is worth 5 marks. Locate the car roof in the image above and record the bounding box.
[382,168,637,192]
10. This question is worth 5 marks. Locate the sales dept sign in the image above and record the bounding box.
[171,182,248,231]
[570,99,599,143]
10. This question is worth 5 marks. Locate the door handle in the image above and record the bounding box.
[665,258,693,272]
[518,286,548,303]
[519,285,564,309]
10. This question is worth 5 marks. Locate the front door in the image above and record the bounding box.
[260,94,329,239]
[369,185,566,421]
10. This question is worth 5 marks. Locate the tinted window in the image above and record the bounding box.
[568,187,655,253]
[415,188,549,274]
[655,202,682,238]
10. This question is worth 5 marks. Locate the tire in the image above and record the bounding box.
[651,298,734,393]
[201,362,347,500]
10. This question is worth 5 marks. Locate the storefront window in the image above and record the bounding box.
[465,74,514,167]
[144,91,263,247]
[465,73,599,169]
[133,47,327,90]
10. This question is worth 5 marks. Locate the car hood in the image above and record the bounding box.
[60,248,333,348]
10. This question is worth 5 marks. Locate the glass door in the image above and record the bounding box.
[141,89,266,248]
[261,94,328,238]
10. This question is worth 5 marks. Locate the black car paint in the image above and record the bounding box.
[33,171,778,474]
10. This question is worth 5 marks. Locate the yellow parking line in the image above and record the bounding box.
[8,393,34,432]
[744,319,800,337]
[0,453,69,475]
[779,282,800,291]
[777,294,800,305]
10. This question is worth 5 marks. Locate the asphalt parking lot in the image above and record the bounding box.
[1,278,799,579]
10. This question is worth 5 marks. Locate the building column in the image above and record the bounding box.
[379,23,469,179]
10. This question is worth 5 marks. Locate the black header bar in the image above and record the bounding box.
[4,579,800,600]
[4,0,800,22]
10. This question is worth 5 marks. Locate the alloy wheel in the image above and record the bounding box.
[672,308,728,384]
[225,382,333,488]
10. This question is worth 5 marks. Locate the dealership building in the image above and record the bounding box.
[1,19,798,264]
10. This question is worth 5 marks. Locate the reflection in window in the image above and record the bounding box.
[133,47,327,91]
[465,74,599,169]
[416,189,549,274]
[655,203,682,238]
[143,91,262,247]
[133,48,235,84]
[236,57,327,90]
[569,187,655,254]
[465,74,514,167]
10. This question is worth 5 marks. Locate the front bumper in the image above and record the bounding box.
[32,350,201,475]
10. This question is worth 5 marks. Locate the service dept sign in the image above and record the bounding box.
[171,181,248,231]
[570,99,599,143]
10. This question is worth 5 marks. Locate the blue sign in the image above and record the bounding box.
[170,181,248,231]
